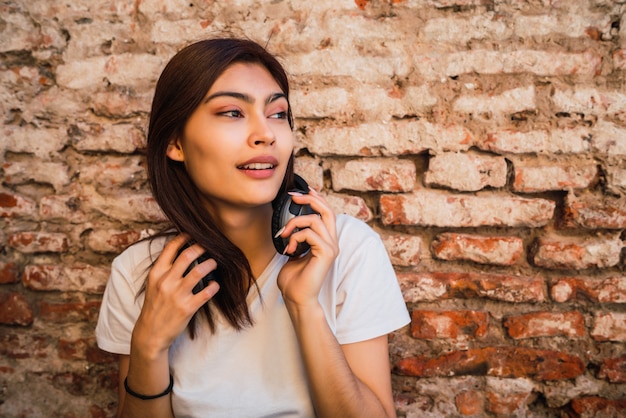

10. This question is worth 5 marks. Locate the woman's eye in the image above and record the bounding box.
[269,111,288,119]
[220,110,242,118]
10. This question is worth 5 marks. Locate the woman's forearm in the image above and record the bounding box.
[286,303,390,418]
[118,340,174,418]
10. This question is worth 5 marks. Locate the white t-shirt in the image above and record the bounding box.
[96,215,410,417]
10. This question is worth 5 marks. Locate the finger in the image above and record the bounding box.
[290,191,337,238]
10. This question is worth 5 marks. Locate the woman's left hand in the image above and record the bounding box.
[276,187,338,308]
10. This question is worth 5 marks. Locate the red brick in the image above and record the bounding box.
[456,390,485,416]
[486,391,530,415]
[58,337,116,364]
[293,157,324,192]
[330,158,415,192]
[380,190,555,227]
[8,232,69,253]
[0,292,33,326]
[411,310,488,340]
[39,300,101,323]
[570,396,626,418]
[562,192,626,229]
[325,193,373,222]
[591,312,626,342]
[0,191,36,218]
[395,346,585,381]
[92,91,151,118]
[398,271,546,303]
[81,186,168,223]
[431,233,523,266]
[87,229,142,253]
[550,276,626,303]
[503,311,585,339]
[532,234,623,270]
[598,356,626,383]
[23,264,110,294]
[481,127,591,155]
[0,333,49,359]
[0,262,19,284]
[380,231,422,267]
[512,160,598,193]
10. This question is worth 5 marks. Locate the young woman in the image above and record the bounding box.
[95,37,410,418]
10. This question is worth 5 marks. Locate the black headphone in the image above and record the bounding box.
[271,174,317,257]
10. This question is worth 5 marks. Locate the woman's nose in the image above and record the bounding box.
[248,115,276,146]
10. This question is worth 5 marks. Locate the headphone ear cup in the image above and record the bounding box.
[271,193,292,255]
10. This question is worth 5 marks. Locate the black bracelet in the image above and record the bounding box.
[124,374,174,400]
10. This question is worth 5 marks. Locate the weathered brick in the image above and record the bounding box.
[480,127,591,154]
[91,91,152,118]
[532,234,623,270]
[398,271,546,303]
[441,50,601,78]
[87,229,143,254]
[456,390,485,416]
[39,300,101,323]
[0,292,33,326]
[422,14,509,45]
[23,264,110,294]
[503,311,585,339]
[562,192,626,229]
[424,152,507,192]
[591,312,626,342]
[2,161,71,192]
[303,120,473,157]
[291,85,436,121]
[592,120,626,156]
[56,54,165,90]
[606,166,626,195]
[58,337,116,364]
[0,333,49,359]
[380,190,555,227]
[1,126,66,158]
[513,12,613,40]
[570,396,626,418]
[70,123,146,154]
[78,156,147,189]
[598,356,626,383]
[511,159,598,193]
[293,157,324,192]
[552,88,626,118]
[39,194,88,223]
[324,192,373,222]
[329,158,415,192]
[453,86,535,116]
[395,346,585,381]
[614,49,626,71]
[410,310,488,340]
[486,391,531,415]
[8,232,69,253]
[379,231,423,267]
[0,262,19,284]
[81,186,167,223]
[431,233,524,266]
[551,276,626,304]
[0,191,36,218]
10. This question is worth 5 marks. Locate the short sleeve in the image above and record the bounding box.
[331,216,410,345]
[95,242,155,355]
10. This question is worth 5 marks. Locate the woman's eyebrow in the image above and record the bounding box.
[203,91,286,105]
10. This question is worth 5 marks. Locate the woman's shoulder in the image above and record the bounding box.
[112,234,171,276]
[336,214,380,242]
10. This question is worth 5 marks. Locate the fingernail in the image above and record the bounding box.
[274,226,286,238]
[288,191,303,197]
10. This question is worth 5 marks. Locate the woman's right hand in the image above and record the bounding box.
[131,234,220,358]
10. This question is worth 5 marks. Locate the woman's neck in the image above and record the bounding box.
[209,203,277,278]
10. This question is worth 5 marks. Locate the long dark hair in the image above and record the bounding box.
[146,38,296,335]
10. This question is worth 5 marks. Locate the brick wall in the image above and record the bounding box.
[1,0,625,416]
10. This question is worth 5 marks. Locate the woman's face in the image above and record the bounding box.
[167,62,294,215]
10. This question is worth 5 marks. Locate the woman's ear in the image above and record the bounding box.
[166,138,185,162]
